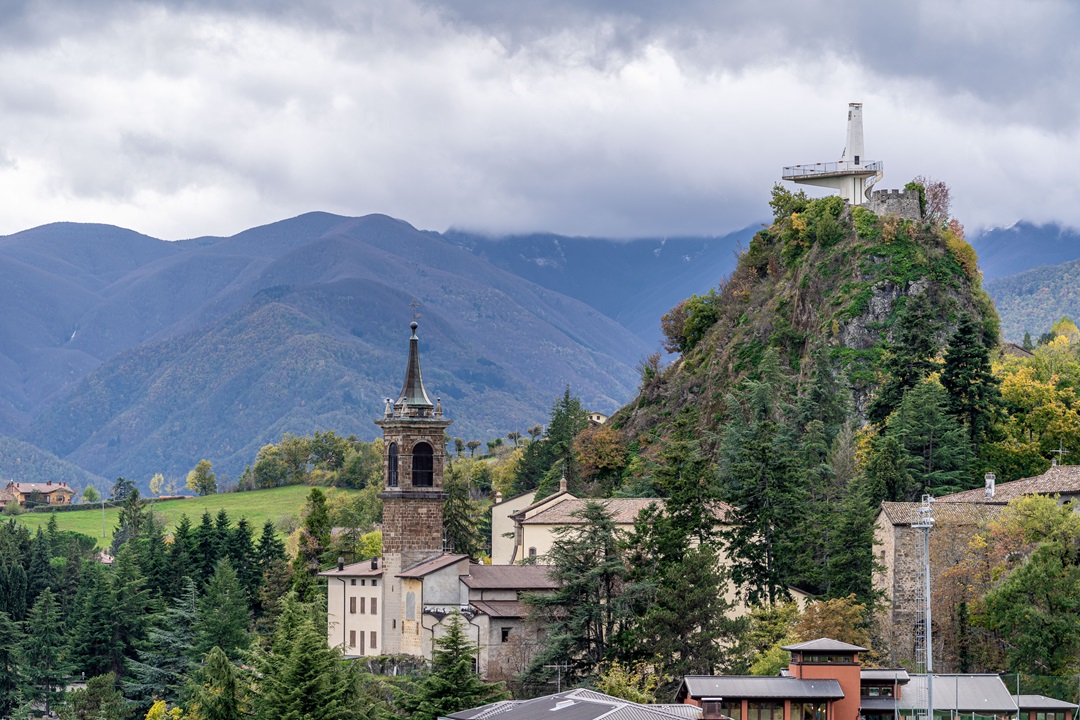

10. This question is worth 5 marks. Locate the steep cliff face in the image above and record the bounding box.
[615,191,997,443]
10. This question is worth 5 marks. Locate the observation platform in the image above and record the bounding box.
[782,160,883,181]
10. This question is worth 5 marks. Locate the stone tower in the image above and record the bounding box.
[375,321,451,653]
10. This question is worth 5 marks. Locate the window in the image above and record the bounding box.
[412,442,434,486]
[360,597,366,614]
[392,619,396,629]
[350,579,356,586]
[862,687,894,698]
[349,630,356,647]
[371,598,377,615]
[721,702,742,720]
[372,579,378,587]
[747,702,783,720]
[528,547,537,563]
[361,579,366,586]
[795,702,826,720]
[501,627,512,643]
[349,597,357,614]
[388,443,399,487]
[370,631,377,648]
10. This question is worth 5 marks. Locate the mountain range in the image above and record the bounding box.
[0,213,746,489]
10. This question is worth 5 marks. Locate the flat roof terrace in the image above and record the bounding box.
[782,160,883,180]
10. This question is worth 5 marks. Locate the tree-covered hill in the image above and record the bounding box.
[985,258,1080,342]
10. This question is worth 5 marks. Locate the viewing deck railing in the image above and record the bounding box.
[782,160,883,178]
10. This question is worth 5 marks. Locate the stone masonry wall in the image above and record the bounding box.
[868,189,922,221]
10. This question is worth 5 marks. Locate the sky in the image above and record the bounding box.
[0,0,1077,240]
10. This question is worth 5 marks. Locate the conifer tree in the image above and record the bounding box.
[407,611,508,720]
[443,467,483,560]
[185,647,244,720]
[69,561,119,678]
[226,517,259,599]
[59,672,131,720]
[0,610,25,717]
[885,380,973,497]
[0,562,29,620]
[108,543,159,678]
[525,502,628,684]
[868,292,942,426]
[193,559,250,662]
[27,527,54,605]
[23,588,71,716]
[255,520,286,570]
[292,489,332,601]
[126,577,198,707]
[193,512,218,584]
[168,515,197,589]
[941,313,1002,452]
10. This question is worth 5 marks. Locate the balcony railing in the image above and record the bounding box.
[782,160,883,178]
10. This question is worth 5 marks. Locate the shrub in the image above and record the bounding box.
[660,290,721,354]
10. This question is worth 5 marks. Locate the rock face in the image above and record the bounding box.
[614,198,997,445]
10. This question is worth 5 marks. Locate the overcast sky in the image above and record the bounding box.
[0,0,1076,240]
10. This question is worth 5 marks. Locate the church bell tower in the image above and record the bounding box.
[375,321,451,653]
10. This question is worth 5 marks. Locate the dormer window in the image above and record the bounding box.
[412,442,434,487]
[388,443,399,487]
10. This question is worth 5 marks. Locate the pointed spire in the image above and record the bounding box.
[396,321,433,411]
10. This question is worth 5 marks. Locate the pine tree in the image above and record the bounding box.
[186,647,244,720]
[23,588,72,716]
[226,517,259,600]
[168,515,197,589]
[0,563,28,620]
[26,527,54,605]
[542,385,590,494]
[941,313,1002,452]
[443,468,483,560]
[255,520,286,570]
[407,611,508,720]
[193,559,250,662]
[108,543,159,678]
[193,512,218,584]
[69,561,119,678]
[868,291,942,426]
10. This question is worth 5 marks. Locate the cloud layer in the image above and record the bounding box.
[0,0,1076,239]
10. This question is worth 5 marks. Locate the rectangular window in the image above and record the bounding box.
[372,579,378,587]
[370,631,377,648]
[349,630,356,647]
[796,702,826,720]
[361,579,366,586]
[349,597,357,614]
[350,579,356,586]
[748,702,783,720]
[371,598,377,615]
[501,627,511,642]
[722,702,742,720]
[360,597,366,614]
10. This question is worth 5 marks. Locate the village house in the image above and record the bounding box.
[676,638,1022,720]
[874,465,1080,665]
[0,480,75,507]
[320,322,556,674]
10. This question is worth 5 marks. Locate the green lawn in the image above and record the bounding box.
[12,485,358,548]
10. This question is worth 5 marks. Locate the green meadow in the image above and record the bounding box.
[11,485,358,547]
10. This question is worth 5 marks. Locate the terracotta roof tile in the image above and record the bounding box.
[879,502,999,526]
[938,465,1080,504]
[520,498,734,526]
[461,564,557,590]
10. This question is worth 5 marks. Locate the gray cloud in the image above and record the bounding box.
[0,0,1076,239]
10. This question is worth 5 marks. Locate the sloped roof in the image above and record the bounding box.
[898,676,1016,713]
[938,465,1080,504]
[677,676,844,702]
[783,637,866,652]
[10,481,73,495]
[461,564,557,590]
[878,502,998,527]
[509,490,575,519]
[470,600,529,618]
[446,688,694,720]
[1015,695,1079,711]
[521,498,733,526]
[318,558,383,578]
[397,553,468,578]
[861,669,910,683]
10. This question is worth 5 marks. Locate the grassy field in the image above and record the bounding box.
[11,485,357,547]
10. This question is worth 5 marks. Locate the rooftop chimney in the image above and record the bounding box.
[985,472,996,499]
[337,556,345,572]
[559,476,567,493]
[371,558,378,570]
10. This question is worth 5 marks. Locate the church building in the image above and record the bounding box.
[321,322,555,674]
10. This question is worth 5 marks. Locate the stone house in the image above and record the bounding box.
[0,480,75,507]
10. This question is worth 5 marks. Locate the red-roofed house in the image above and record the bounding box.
[1,481,75,507]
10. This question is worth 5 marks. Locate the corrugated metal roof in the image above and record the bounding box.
[461,564,557,590]
[679,676,844,700]
[398,553,468,578]
[1015,695,1079,711]
[898,676,1016,713]
[445,689,691,720]
[783,638,866,652]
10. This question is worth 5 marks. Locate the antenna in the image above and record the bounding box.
[1050,441,1068,466]
[544,663,570,693]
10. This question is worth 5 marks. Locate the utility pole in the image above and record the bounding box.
[913,494,935,720]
